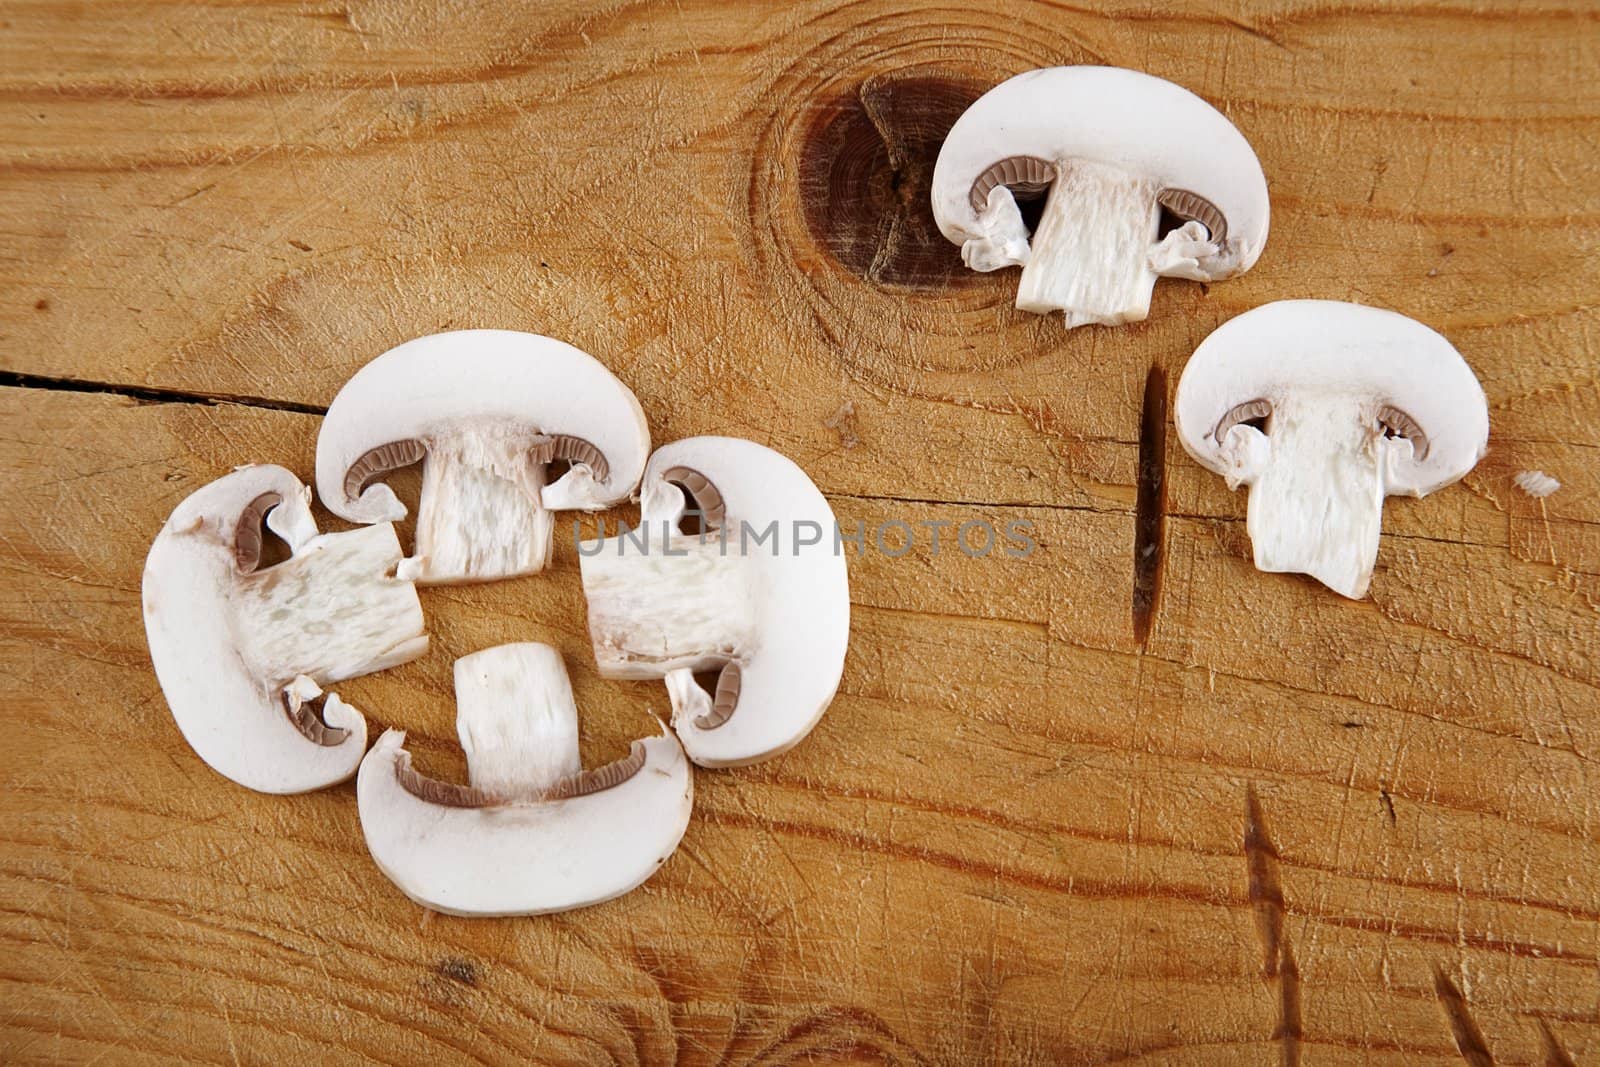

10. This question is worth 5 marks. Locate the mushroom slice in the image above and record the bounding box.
[141,465,428,794]
[579,437,850,768]
[931,66,1270,328]
[315,330,650,585]
[356,643,692,916]
[1174,300,1489,599]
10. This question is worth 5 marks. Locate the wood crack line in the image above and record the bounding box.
[1245,786,1302,1067]
[0,371,326,416]
[1132,365,1167,646]
[1434,967,1495,1066]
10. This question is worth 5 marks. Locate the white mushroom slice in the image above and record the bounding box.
[1175,300,1489,599]
[931,66,1270,328]
[142,465,428,794]
[356,643,692,916]
[579,437,850,768]
[315,330,650,585]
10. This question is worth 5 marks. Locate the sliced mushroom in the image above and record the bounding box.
[356,643,692,916]
[315,330,650,585]
[1174,300,1489,599]
[578,437,850,768]
[142,465,428,793]
[931,66,1270,328]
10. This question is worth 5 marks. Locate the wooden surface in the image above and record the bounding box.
[2,1,1597,1063]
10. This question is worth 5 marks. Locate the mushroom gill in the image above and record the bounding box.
[234,491,283,573]
[661,465,727,531]
[1376,404,1430,461]
[393,741,650,806]
[968,155,1056,213]
[533,433,612,482]
[1214,398,1273,445]
[343,439,427,503]
[692,661,743,731]
[1157,188,1229,244]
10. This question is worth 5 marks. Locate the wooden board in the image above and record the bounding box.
[2,1,1596,1063]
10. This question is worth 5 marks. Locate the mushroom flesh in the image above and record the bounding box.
[579,437,850,767]
[142,465,428,793]
[316,330,650,584]
[357,642,692,916]
[931,66,1270,328]
[1174,300,1489,598]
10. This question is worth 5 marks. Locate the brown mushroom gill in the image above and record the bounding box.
[285,689,349,747]
[1376,405,1430,461]
[234,492,283,573]
[345,434,614,506]
[1213,399,1431,463]
[531,433,612,482]
[343,439,427,503]
[1214,398,1273,445]
[660,465,726,531]
[969,160,1228,245]
[693,661,743,731]
[393,741,648,807]
[968,155,1056,213]
[1156,188,1228,244]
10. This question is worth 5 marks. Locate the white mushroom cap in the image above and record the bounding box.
[932,66,1269,272]
[1175,300,1489,597]
[356,643,692,916]
[580,437,851,767]
[1176,301,1490,494]
[142,465,428,793]
[315,330,650,583]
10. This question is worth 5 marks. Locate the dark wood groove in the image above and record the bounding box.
[0,371,326,416]
[1536,1017,1578,1067]
[1245,787,1303,1067]
[1434,967,1496,1066]
[1132,365,1167,646]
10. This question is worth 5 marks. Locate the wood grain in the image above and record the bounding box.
[1,0,1596,1064]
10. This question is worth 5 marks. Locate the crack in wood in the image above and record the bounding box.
[1245,786,1302,1067]
[0,371,326,416]
[1536,1017,1577,1067]
[1132,365,1168,645]
[1434,967,1495,1066]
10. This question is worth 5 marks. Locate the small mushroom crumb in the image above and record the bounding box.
[1513,470,1560,498]
[825,401,860,449]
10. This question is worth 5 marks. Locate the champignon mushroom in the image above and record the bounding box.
[931,66,1270,328]
[578,437,850,767]
[142,465,428,793]
[315,330,650,584]
[1174,300,1489,599]
[356,642,692,916]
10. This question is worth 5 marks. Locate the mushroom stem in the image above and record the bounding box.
[1015,159,1162,327]
[407,425,552,584]
[234,523,429,687]
[580,524,759,681]
[454,644,582,800]
[1242,395,1386,599]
